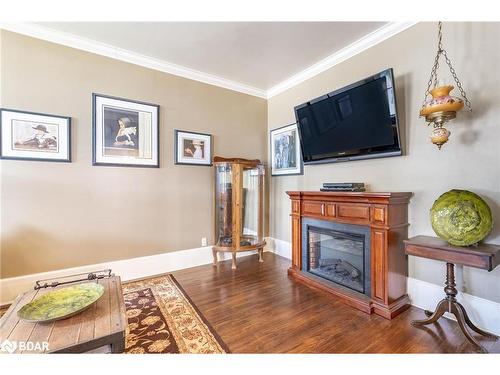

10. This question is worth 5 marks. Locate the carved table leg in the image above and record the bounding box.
[412,263,496,353]
[412,299,447,326]
[231,252,237,270]
[455,302,498,339]
[450,302,488,353]
[258,248,264,263]
[212,248,218,266]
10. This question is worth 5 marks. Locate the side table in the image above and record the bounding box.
[404,235,500,353]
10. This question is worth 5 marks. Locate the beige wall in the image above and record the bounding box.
[0,30,267,278]
[268,22,500,302]
[2,23,500,305]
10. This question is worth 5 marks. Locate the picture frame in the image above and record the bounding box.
[270,123,303,176]
[174,129,212,166]
[0,108,71,162]
[92,93,160,168]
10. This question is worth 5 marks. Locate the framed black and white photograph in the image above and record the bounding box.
[92,93,159,168]
[174,130,212,166]
[0,108,71,162]
[270,123,303,176]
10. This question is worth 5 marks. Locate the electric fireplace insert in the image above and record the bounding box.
[302,218,371,296]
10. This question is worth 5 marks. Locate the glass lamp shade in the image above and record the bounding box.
[420,85,464,117]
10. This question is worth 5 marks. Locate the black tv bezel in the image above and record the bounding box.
[294,68,402,165]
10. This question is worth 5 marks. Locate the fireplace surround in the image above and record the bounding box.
[287,191,412,319]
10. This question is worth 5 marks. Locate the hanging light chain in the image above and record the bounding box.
[437,21,444,52]
[422,52,440,107]
[441,49,472,111]
[421,21,472,111]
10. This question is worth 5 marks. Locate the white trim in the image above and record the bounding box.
[264,237,292,259]
[0,22,267,99]
[266,22,418,98]
[0,22,417,99]
[0,242,272,306]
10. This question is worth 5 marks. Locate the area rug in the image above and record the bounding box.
[122,274,229,354]
[0,306,8,319]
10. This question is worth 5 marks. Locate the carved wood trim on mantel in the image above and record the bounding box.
[286,191,413,320]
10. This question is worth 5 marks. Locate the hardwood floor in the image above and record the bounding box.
[172,252,500,353]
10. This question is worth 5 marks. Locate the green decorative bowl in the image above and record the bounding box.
[430,189,493,246]
[17,283,104,323]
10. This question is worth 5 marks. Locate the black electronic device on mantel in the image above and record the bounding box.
[321,182,365,192]
[294,68,401,165]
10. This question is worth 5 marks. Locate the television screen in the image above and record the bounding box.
[294,68,401,164]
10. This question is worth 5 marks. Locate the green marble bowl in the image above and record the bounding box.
[17,283,104,323]
[430,189,493,246]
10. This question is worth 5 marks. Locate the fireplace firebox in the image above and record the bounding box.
[303,219,371,296]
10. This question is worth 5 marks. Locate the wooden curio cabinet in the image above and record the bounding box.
[212,157,266,269]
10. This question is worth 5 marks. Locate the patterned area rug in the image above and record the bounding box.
[0,306,8,319]
[122,274,228,354]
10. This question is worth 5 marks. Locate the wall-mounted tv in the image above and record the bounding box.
[294,68,401,165]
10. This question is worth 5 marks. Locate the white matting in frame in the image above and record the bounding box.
[1,108,71,162]
[93,94,159,168]
[270,123,303,176]
[174,130,212,166]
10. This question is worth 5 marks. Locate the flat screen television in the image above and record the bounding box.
[294,68,401,165]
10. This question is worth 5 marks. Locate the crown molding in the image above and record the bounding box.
[0,22,417,100]
[266,22,418,98]
[0,22,268,99]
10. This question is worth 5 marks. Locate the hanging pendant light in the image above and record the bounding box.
[420,22,472,149]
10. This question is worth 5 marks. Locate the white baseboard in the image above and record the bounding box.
[0,242,271,305]
[265,237,292,259]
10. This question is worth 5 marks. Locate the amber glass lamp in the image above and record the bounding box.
[420,22,471,149]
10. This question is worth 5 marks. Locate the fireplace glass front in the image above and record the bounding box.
[307,226,367,294]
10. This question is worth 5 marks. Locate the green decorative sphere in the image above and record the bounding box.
[430,189,493,246]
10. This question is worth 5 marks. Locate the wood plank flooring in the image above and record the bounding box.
[172,252,499,353]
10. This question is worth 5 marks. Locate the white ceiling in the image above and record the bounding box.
[37,22,385,90]
[1,22,416,97]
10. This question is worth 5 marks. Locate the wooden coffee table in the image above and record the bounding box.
[0,275,126,353]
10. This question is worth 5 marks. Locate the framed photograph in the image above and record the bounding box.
[92,93,159,168]
[0,108,71,162]
[174,130,212,166]
[270,123,303,176]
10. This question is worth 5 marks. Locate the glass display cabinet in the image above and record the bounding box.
[213,156,266,269]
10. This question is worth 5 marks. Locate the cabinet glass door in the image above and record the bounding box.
[240,165,264,246]
[215,163,233,247]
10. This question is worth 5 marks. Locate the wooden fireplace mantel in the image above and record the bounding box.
[286,191,413,319]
